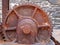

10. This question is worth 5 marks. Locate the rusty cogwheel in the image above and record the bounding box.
[2,3,52,44]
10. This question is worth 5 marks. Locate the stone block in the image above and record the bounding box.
[29,0,42,2]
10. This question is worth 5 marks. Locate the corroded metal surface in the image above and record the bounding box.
[2,3,52,44]
[0,0,60,45]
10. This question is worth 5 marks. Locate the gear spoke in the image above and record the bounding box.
[4,27,16,31]
[14,9,23,19]
[38,23,50,30]
[32,7,37,17]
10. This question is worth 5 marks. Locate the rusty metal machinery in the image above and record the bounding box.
[1,3,53,44]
